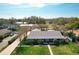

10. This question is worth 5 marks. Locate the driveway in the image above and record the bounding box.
[0,34,18,52]
[0,33,26,55]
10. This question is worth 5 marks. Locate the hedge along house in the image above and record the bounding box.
[27,29,68,45]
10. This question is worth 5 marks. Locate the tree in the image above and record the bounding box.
[9,17,16,24]
[67,32,77,42]
[65,23,79,30]
[27,16,46,24]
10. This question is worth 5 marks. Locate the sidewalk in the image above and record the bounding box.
[47,45,53,55]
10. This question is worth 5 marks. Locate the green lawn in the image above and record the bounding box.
[51,43,79,55]
[11,37,79,55]
[11,45,50,55]
[11,39,50,55]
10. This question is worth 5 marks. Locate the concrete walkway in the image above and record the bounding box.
[47,45,53,55]
[0,33,26,55]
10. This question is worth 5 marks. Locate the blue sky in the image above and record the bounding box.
[0,3,79,18]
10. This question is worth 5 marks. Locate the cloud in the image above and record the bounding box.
[16,3,61,8]
[0,0,61,8]
[0,0,78,5]
[28,3,45,8]
[0,0,48,4]
[14,3,45,8]
[0,0,62,4]
[28,3,61,8]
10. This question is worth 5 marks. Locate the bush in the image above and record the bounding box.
[67,32,77,42]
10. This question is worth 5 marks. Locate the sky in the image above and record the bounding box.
[0,0,79,18]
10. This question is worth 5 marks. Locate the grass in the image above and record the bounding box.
[48,25,53,29]
[11,37,79,55]
[47,24,54,30]
[51,42,79,55]
[11,38,50,55]
[11,45,50,55]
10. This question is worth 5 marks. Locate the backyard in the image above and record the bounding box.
[11,38,50,55]
[11,35,79,55]
[11,45,50,55]
[51,42,79,55]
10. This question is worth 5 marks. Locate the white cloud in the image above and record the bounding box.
[0,0,52,4]
[28,3,62,8]
[16,3,61,8]
[15,3,46,8]
[0,0,62,8]
[28,3,45,8]
[0,0,78,5]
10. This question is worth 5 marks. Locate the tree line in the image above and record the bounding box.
[0,16,79,30]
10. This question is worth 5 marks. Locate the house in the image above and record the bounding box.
[16,22,23,25]
[0,29,12,42]
[26,29,67,45]
[68,29,79,37]
[1,24,19,31]
[16,22,27,25]
[20,24,39,32]
[72,30,79,37]
[38,24,48,31]
[0,26,4,29]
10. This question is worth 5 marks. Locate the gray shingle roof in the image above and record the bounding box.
[27,30,65,39]
[0,29,11,36]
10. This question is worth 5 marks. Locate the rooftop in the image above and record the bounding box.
[72,30,79,36]
[68,29,79,36]
[20,24,34,27]
[27,29,65,40]
[0,29,11,36]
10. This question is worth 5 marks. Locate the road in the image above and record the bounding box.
[0,33,26,55]
[47,45,53,55]
[0,34,18,51]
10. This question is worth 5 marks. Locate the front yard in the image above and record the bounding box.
[51,42,79,55]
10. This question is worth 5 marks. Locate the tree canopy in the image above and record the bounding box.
[0,16,79,31]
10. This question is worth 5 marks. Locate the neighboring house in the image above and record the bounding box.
[72,30,79,37]
[38,24,48,31]
[2,24,19,30]
[68,29,79,37]
[20,24,49,32]
[27,29,67,45]
[20,24,39,32]
[0,26,4,29]
[0,29,12,42]
[16,22,27,25]
[16,22,23,25]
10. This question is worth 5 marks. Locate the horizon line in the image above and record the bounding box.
[0,16,79,19]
